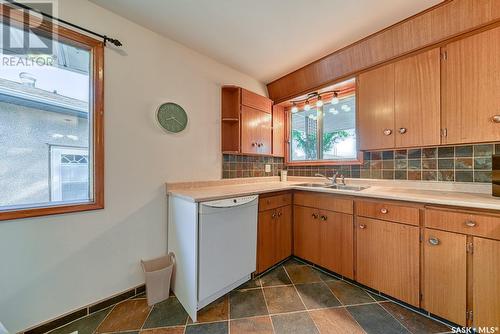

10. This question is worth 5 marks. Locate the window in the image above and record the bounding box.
[0,4,104,220]
[289,82,358,164]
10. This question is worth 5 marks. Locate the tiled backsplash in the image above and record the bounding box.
[223,143,498,183]
[222,154,284,178]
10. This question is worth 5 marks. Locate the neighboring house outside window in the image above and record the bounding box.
[0,4,104,220]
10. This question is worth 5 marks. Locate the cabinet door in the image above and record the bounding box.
[241,88,272,113]
[318,210,354,279]
[358,63,395,150]
[423,229,467,326]
[472,237,500,328]
[356,217,420,306]
[293,205,320,264]
[241,105,260,154]
[394,48,441,148]
[272,105,285,157]
[258,111,272,155]
[275,205,292,264]
[257,209,276,273]
[442,27,500,144]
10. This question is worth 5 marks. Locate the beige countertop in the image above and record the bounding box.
[166,177,500,211]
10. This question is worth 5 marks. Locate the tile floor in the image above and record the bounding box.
[46,258,452,334]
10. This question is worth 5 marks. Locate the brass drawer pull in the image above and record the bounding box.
[464,220,476,227]
[398,127,407,134]
[312,213,319,219]
[359,224,366,229]
[320,215,327,221]
[380,208,388,214]
[383,129,393,136]
[492,115,500,123]
[428,237,440,246]
[277,211,282,217]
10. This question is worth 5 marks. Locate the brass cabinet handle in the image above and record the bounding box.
[277,211,282,217]
[271,211,276,219]
[398,127,407,134]
[383,129,393,136]
[428,237,440,246]
[492,115,500,123]
[464,220,476,227]
[359,224,366,229]
[320,215,327,221]
[380,208,388,214]
[312,213,319,219]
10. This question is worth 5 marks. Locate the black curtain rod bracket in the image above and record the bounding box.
[6,0,123,47]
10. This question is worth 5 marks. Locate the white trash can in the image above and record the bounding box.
[141,252,175,306]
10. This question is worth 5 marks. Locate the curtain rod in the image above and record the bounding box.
[5,0,123,47]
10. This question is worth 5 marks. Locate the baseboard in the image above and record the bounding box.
[19,284,146,334]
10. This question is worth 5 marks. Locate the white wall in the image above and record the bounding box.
[0,0,266,331]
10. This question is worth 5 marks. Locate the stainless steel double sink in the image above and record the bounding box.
[294,183,370,191]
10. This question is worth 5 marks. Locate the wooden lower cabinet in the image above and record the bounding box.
[293,205,321,264]
[294,205,354,279]
[356,217,420,307]
[423,228,467,326]
[257,205,292,273]
[319,210,354,279]
[472,237,500,328]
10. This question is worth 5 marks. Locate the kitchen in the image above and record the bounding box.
[0,1,499,334]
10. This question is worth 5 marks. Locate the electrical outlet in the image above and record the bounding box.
[265,164,271,173]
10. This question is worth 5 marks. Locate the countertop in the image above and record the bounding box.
[166,177,500,211]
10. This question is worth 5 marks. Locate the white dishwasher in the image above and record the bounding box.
[198,195,258,309]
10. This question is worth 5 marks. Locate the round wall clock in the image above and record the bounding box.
[156,102,188,133]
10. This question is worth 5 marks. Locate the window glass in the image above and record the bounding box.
[290,92,357,162]
[0,21,93,210]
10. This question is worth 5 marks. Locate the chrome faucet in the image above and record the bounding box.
[315,170,339,185]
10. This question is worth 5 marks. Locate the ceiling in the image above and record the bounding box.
[91,0,443,83]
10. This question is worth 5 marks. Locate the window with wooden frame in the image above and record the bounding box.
[284,78,362,166]
[0,4,104,221]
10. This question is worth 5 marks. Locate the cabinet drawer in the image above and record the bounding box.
[356,200,419,226]
[294,191,353,214]
[259,193,292,212]
[425,209,500,240]
[241,88,272,113]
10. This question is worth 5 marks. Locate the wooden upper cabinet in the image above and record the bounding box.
[272,105,285,157]
[358,63,395,150]
[221,86,274,155]
[423,228,467,326]
[241,88,272,113]
[394,48,441,148]
[442,27,500,144]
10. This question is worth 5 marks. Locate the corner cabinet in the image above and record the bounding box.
[358,48,441,151]
[222,86,280,156]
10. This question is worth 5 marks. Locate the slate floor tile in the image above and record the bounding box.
[295,282,341,309]
[48,307,112,334]
[316,269,340,282]
[229,289,268,319]
[282,258,306,269]
[236,278,261,290]
[380,302,450,334]
[347,303,410,334]
[260,266,292,287]
[96,299,150,333]
[185,321,228,334]
[140,329,184,334]
[326,280,375,305]
[285,264,322,284]
[188,295,228,324]
[309,307,365,334]
[230,316,274,334]
[271,312,319,334]
[143,297,188,329]
[263,286,305,314]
